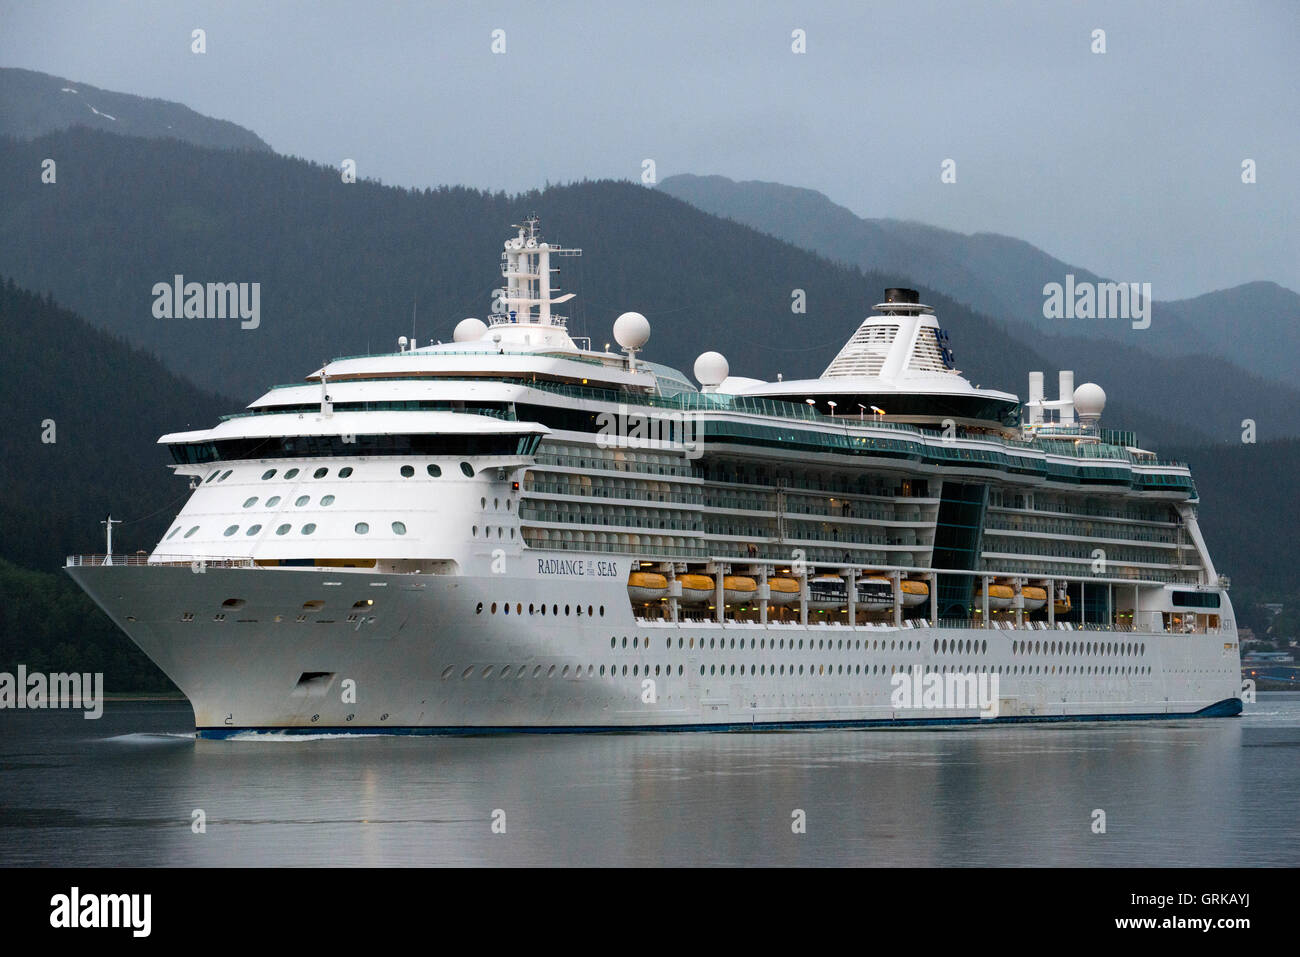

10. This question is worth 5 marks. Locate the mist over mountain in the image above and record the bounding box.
[660,174,1300,388]
[0,67,272,152]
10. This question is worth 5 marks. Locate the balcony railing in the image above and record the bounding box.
[65,554,257,568]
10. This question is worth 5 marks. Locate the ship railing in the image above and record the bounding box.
[65,554,257,569]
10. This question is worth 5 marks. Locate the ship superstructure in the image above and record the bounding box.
[66,219,1242,735]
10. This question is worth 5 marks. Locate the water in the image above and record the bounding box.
[2,695,1297,866]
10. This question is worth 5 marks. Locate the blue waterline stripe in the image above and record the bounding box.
[195,696,1242,739]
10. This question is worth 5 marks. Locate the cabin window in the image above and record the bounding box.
[265,496,281,507]
[276,524,291,535]
[284,468,300,479]
[460,462,475,477]
[261,469,277,480]
[338,467,353,478]
[302,524,317,535]
[243,497,258,508]
[223,525,239,537]
[427,464,442,477]
[321,495,335,506]
[246,524,262,536]
[295,496,310,507]
[313,467,328,479]
[184,526,200,538]
[401,465,415,478]
[355,522,370,534]
[392,522,407,535]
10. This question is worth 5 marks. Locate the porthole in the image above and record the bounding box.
[476,602,483,614]
[242,496,258,508]
[401,465,415,478]
[471,526,477,536]
[313,467,328,479]
[355,522,370,534]
[392,521,407,535]
[516,603,522,615]
[246,524,262,535]
[302,523,317,535]
[276,524,291,535]
[266,495,281,507]
[223,525,239,537]
[460,462,474,477]
[338,467,353,478]
[491,602,498,614]
[165,527,180,540]
[565,605,571,616]
[204,471,219,484]
[481,498,487,509]
[284,468,300,479]
[321,495,335,506]
[427,464,442,477]
[504,604,510,616]
[261,469,277,480]
[218,470,233,482]
[295,495,310,507]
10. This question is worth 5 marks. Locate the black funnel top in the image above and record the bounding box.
[884,288,920,304]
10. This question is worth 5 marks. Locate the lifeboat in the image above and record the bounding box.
[808,575,849,610]
[766,577,799,605]
[1021,586,1048,612]
[899,579,930,607]
[855,576,895,610]
[1054,593,1072,616]
[627,571,668,603]
[678,573,714,604]
[974,583,1015,610]
[723,575,758,604]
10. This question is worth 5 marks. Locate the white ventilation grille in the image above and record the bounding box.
[822,323,898,377]
[908,328,949,372]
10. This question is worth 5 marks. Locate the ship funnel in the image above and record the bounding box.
[1027,371,1044,425]
[1058,371,1075,425]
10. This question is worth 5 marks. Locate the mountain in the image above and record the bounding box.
[659,174,1300,387]
[0,278,235,692]
[0,67,272,152]
[1167,439,1300,606]
[5,128,1300,447]
[0,277,233,572]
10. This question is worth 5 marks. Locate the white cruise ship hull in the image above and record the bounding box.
[68,560,1244,737]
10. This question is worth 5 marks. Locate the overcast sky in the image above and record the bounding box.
[2,0,1296,298]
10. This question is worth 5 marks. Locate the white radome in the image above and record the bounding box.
[614,312,650,350]
[1074,382,1107,417]
[453,317,488,342]
[694,351,729,387]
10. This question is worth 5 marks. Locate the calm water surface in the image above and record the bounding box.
[2,695,1297,866]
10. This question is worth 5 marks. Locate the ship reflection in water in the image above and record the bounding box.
[1,695,1297,867]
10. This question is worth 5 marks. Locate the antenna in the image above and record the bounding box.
[101,515,121,564]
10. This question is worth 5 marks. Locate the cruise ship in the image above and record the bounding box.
[66,218,1242,736]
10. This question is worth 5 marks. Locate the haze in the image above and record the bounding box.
[1,0,1295,298]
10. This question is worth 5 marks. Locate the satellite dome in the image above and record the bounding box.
[1074,382,1107,418]
[694,351,729,388]
[453,317,488,342]
[613,312,651,350]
